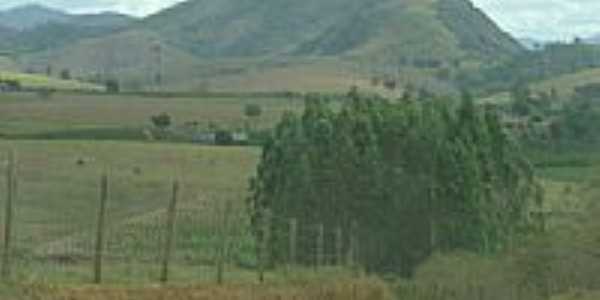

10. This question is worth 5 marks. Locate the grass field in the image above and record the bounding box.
[535,68,600,98]
[0,72,104,92]
[0,92,302,138]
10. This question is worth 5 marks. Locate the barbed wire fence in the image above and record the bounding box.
[0,149,358,284]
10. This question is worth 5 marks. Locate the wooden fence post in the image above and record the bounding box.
[288,218,297,268]
[1,150,16,280]
[335,226,343,267]
[160,179,180,283]
[316,223,324,268]
[94,172,109,284]
[216,200,232,285]
[258,208,271,283]
[347,220,358,268]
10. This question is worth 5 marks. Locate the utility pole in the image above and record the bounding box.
[151,41,163,91]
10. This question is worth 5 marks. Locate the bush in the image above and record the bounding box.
[244,103,263,118]
[151,112,172,131]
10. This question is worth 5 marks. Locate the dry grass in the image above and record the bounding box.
[5,278,392,300]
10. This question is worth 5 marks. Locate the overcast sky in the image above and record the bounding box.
[0,0,599,40]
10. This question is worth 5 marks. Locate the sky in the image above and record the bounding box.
[0,0,599,40]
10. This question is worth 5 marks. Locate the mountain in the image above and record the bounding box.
[0,4,70,30]
[139,0,522,60]
[0,5,135,53]
[0,4,134,30]
[18,0,524,92]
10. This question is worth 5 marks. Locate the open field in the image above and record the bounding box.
[0,92,302,138]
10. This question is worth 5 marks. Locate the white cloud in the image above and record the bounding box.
[472,0,600,40]
[0,0,186,17]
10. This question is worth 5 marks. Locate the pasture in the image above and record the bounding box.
[1,92,600,299]
[0,140,261,283]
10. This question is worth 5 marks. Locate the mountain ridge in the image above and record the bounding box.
[0,4,135,30]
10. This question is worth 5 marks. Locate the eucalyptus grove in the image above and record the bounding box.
[248,92,544,276]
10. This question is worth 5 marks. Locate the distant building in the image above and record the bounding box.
[192,132,216,144]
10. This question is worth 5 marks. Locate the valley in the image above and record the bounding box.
[2,0,600,299]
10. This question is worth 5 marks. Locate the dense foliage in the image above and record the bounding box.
[249,93,544,276]
[552,83,600,144]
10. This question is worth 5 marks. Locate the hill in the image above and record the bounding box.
[0,5,135,54]
[0,4,134,30]
[20,30,209,90]
[0,21,132,54]
[0,4,70,30]
[140,0,521,61]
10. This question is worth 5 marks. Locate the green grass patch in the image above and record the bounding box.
[0,71,104,92]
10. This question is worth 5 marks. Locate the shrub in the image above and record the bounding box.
[244,103,263,118]
[151,112,172,131]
